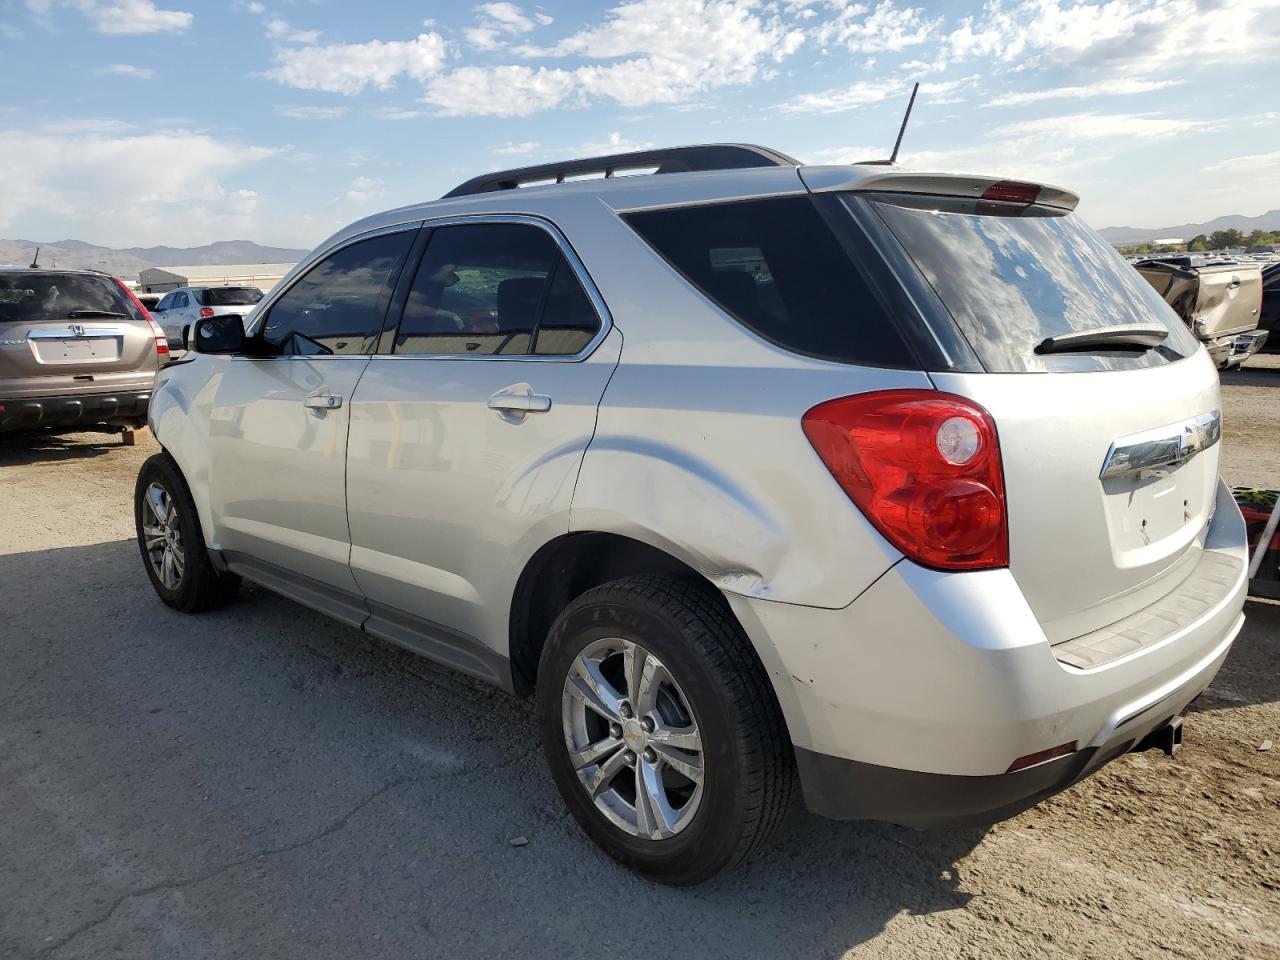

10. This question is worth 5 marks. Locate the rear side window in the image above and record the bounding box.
[623,196,913,367]
[202,287,263,307]
[262,231,414,356]
[865,194,1201,373]
[0,272,134,324]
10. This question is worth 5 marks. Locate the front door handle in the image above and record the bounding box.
[303,394,343,410]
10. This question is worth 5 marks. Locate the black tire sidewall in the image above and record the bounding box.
[538,587,755,884]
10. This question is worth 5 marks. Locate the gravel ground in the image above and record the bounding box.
[0,365,1277,960]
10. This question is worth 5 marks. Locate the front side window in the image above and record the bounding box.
[262,231,414,356]
[173,292,189,309]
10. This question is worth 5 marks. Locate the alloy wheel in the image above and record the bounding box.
[141,481,185,591]
[561,637,704,840]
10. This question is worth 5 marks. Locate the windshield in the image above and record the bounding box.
[202,286,263,307]
[0,272,137,325]
[863,194,1201,373]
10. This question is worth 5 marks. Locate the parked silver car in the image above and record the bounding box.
[149,284,262,349]
[136,145,1249,884]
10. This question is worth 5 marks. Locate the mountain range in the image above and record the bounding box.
[0,239,310,279]
[1098,210,1280,244]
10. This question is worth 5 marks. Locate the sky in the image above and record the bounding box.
[1,0,1278,249]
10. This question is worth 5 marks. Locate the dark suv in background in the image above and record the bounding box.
[0,267,167,436]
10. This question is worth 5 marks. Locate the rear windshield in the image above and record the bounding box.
[864,195,1201,373]
[624,196,914,367]
[0,272,140,325]
[202,286,263,307]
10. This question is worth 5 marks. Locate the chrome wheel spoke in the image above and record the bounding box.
[566,656,624,722]
[160,547,177,588]
[649,722,700,752]
[570,735,623,771]
[146,484,169,527]
[635,762,676,839]
[585,746,631,798]
[649,741,703,784]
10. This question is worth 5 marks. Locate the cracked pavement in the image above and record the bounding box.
[1,360,1277,960]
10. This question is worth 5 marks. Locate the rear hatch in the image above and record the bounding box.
[202,286,263,318]
[843,187,1219,642]
[0,271,158,400]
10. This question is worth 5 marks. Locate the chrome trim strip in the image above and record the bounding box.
[1099,410,1221,479]
[27,326,125,339]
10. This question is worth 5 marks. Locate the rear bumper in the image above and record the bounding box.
[727,477,1249,825]
[0,390,151,433]
[1222,330,1268,368]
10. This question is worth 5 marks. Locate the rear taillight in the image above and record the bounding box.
[802,390,1008,571]
[112,277,168,357]
[199,307,215,319]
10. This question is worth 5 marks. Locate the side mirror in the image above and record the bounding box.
[194,314,245,354]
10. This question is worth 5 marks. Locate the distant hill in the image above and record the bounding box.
[1098,210,1280,244]
[0,239,310,279]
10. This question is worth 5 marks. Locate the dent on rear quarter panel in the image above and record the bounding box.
[150,357,223,544]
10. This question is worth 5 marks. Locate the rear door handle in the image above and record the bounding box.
[487,394,551,413]
[304,394,343,410]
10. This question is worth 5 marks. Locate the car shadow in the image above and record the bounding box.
[1221,363,1280,388]
[3,538,987,959]
[0,429,133,465]
[1186,598,1280,716]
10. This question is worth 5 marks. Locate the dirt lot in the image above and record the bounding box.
[0,359,1277,960]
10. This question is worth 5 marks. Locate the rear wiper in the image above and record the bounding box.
[66,309,128,319]
[1035,323,1169,355]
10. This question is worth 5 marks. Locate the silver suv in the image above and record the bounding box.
[149,284,263,349]
[136,145,1249,884]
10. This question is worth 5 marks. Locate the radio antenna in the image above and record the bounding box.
[29,246,40,269]
[888,82,919,164]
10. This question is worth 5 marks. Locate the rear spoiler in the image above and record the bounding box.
[798,166,1080,212]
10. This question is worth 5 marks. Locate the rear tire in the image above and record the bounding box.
[536,575,793,885]
[135,452,240,613]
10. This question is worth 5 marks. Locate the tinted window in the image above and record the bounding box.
[203,286,263,307]
[395,223,559,356]
[624,196,912,366]
[172,292,189,308]
[866,194,1201,373]
[263,231,413,355]
[0,272,134,324]
[532,259,600,355]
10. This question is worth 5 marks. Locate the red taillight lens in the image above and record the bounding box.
[802,390,1008,570]
[1007,741,1077,773]
[113,277,168,356]
[199,307,215,319]
[980,180,1040,204]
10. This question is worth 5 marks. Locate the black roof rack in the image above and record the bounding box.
[442,143,800,199]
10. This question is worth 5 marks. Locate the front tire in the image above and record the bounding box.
[135,452,240,613]
[537,575,793,885]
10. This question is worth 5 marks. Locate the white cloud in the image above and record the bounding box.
[33,0,194,34]
[277,105,348,120]
[342,175,386,205]
[1205,149,1280,174]
[814,0,941,52]
[570,130,655,154]
[0,126,277,246]
[376,107,426,120]
[994,111,1217,141]
[268,32,448,95]
[780,75,970,113]
[436,0,806,114]
[99,63,154,79]
[425,64,577,116]
[265,18,320,45]
[946,0,1280,72]
[493,140,541,155]
[986,77,1184,106]
[465,2,546,49]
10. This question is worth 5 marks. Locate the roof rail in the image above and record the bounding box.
[442,143,800,199]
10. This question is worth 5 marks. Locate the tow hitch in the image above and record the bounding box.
[1134,716,1184,758]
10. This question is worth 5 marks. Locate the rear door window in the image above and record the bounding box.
[203,287,263,307]
[262,231,414,356]
[392,222,601,357]
[863,194,1201,372]
[623,196,913,367]
[0,272,135,325]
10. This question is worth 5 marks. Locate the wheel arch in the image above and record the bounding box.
[507,531,805,749]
